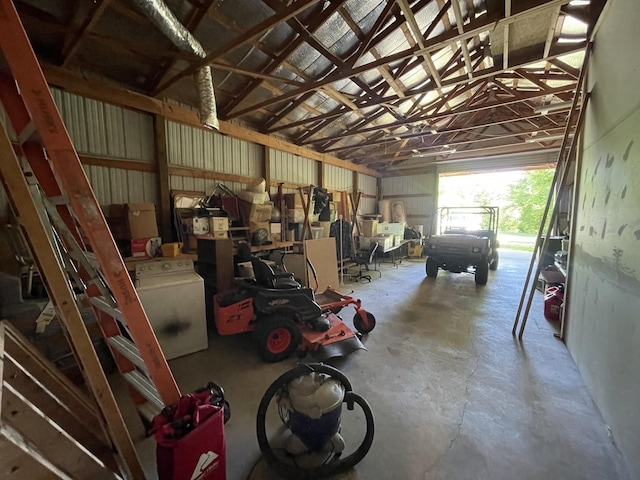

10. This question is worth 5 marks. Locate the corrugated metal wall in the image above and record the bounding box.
[381,172,437,233]
[324,164,353,192]
[0,89,377,222]
[167,120,263,195]
[83,164,158,206]
[269,149,318,195]
[1,90,158,218]
[52,88,158,205]
[166,120,263,176]
[358,173,378,215]
[52,89,154,162]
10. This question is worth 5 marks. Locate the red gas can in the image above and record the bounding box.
[154,386,227,480]
[544,285,564,321]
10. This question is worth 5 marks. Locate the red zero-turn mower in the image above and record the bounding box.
[213,255,376,362]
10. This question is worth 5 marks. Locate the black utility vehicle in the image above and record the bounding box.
[425,206,499,285]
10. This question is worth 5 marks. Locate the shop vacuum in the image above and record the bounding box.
[257,363,375,479]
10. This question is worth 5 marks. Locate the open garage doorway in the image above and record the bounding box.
[437,168,556,252]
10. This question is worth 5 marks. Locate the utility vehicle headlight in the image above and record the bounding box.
[472,247,481,253]
[429,244,437,250]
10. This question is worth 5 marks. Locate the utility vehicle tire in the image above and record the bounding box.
[254,316,301,363]
[353,311,376,334]
[475,261,489,285]
[490,252,499,271]
[426,257,439,277]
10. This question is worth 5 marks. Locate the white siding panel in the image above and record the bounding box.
[85,98,108,156]
[382,174,436,196]
[167,121,182,164]
[84,165,158,206]
[381,173,437,229]
[53,89,153,162]
[359,198,377,215]
[166,121,262,178]
[324,164,352,191]
[104,103,126,158]
[109,169,129,204]
[358,173,377,195]
[54,89,89,153]
[192,128,205,171]
[271,150,317,186]
[123,108,154,162]
[180,123,194,167]
[169,176,251,196]
[170,175,184,192]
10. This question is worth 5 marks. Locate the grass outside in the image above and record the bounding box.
[498,233,537,252]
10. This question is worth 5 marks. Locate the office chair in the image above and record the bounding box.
[349,242,381,283]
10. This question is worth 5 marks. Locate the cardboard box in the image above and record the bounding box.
[378,222,404,238]
[131,237,162,258]
[287,208,305,223]
[106,204,129,240]
[284,193,303,209]
[372,235,393,251]
[211,230,228,239]
[161,242,182,257]
[238,190,269,204]
[209,216,229,232]
[126,203,158,239]
[270,222,282,234]
[187,234,214,250]
[240,200,273,222]
[182,217,210,235]
[362,220,378,237]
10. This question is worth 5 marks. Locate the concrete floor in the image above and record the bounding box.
[120,250,630,480]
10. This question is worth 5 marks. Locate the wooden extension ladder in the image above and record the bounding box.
[0,0,181,477]
[511,42,592,340]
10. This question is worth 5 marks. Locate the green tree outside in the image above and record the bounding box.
[501,169,554,234]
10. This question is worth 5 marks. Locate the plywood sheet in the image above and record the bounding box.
[304,238,339,291]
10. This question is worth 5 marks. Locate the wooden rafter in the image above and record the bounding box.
[221,0,344,118]
[61,0,111,67]
[304,82,576,148]
[226,1,577,120]
[153,0,323,95]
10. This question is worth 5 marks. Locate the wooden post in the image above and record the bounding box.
[155,115,173,241]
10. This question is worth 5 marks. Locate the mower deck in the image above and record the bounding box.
[299,313,365,360]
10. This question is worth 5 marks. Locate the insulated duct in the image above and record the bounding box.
[134,0,219,130]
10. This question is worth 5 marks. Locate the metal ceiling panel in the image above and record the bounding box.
[437,150,559,174]
[10,0,605,175]
[314,11,351,51]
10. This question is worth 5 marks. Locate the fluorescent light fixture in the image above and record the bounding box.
[412,148,457,158]
[526,134,565,143]
[557,37,587,44]
[569,0,590,6]
[533,101,574,114]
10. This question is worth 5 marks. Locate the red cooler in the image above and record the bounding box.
[544,285,564,321]
[153,385,227,480]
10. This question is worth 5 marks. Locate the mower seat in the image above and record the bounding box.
[250,256,300,290]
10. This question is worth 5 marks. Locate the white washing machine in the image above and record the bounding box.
[135,258,207,360]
